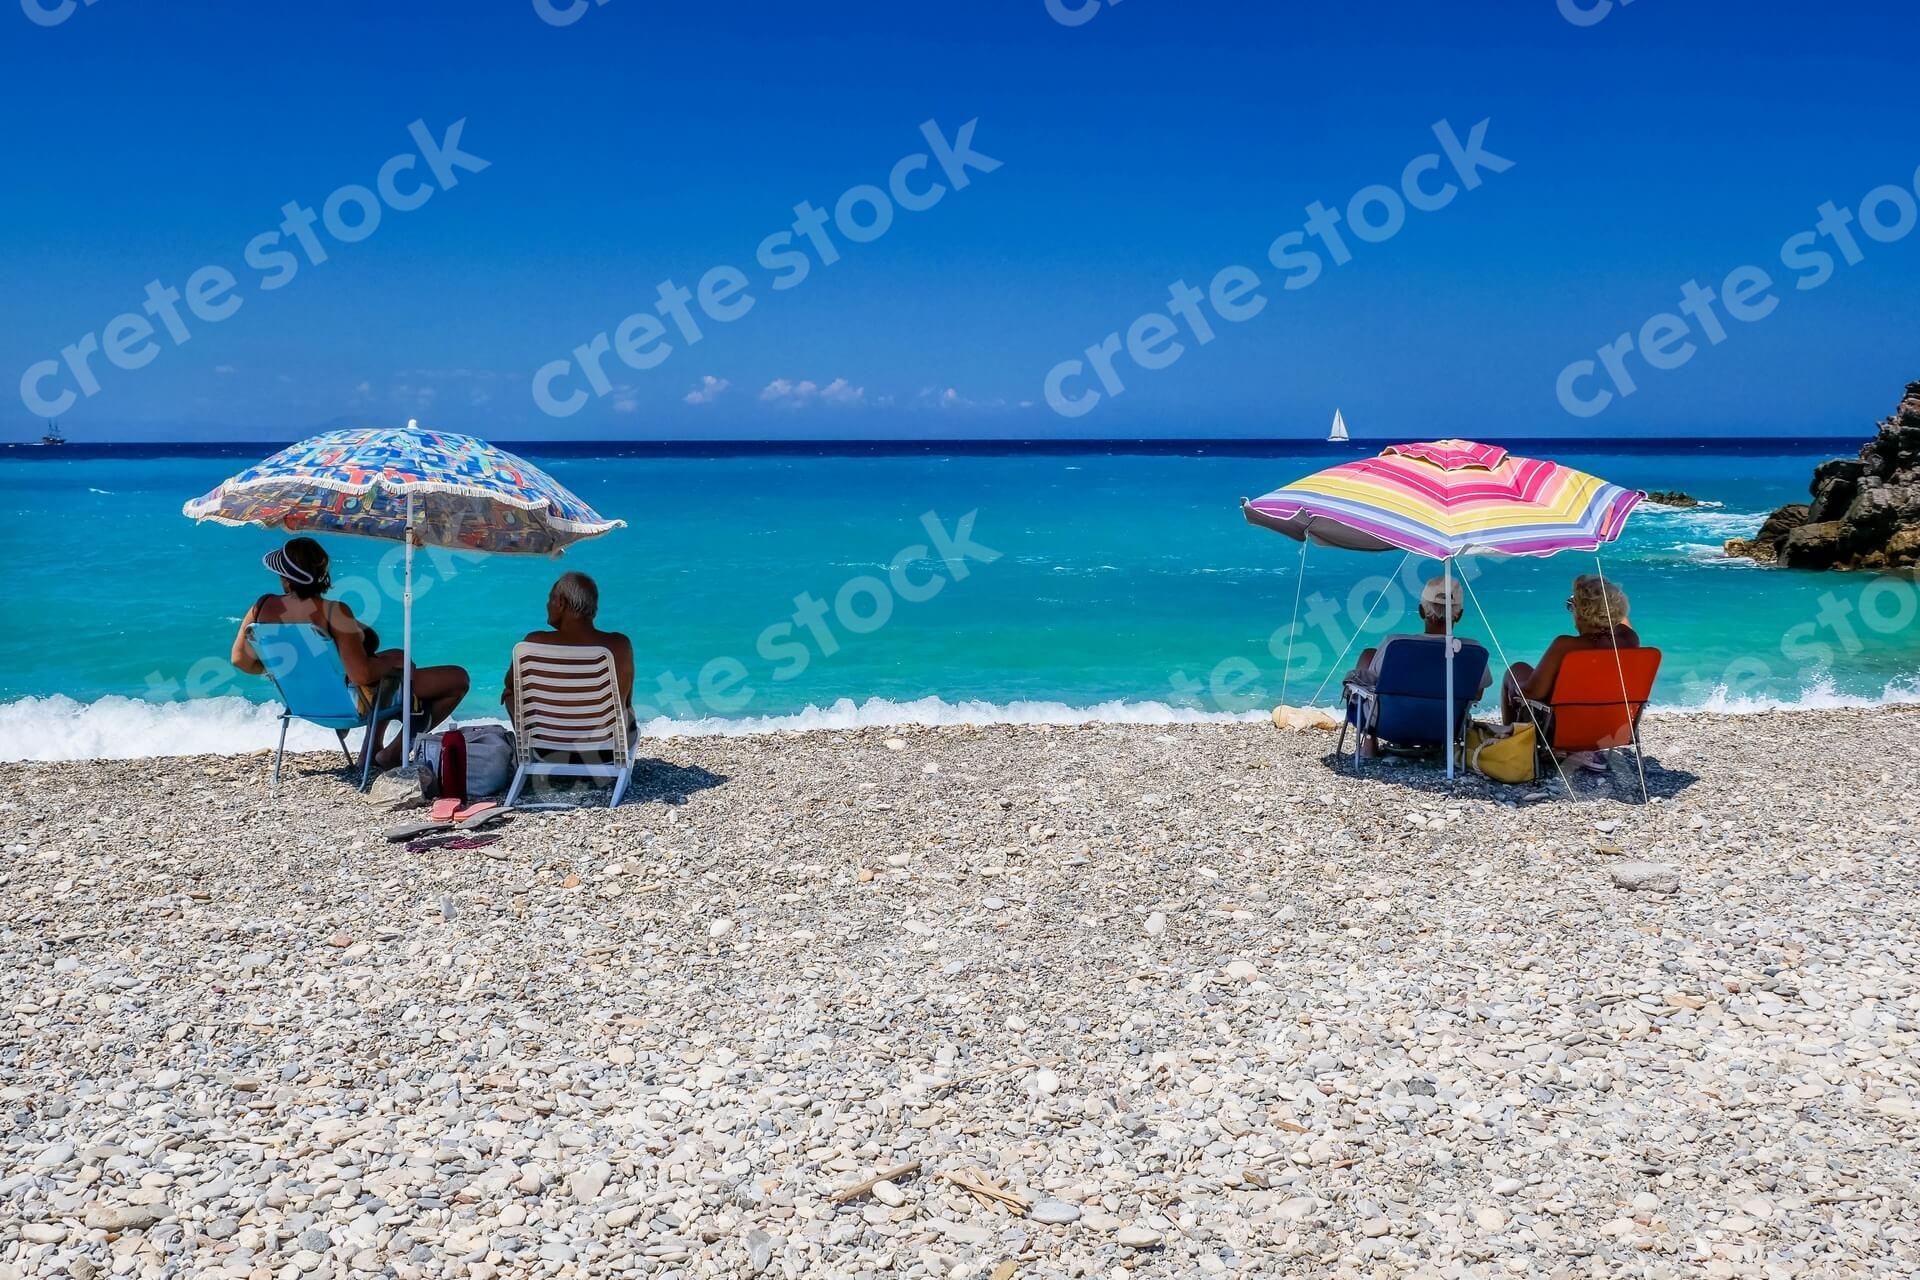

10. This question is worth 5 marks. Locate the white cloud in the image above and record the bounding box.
[684,375,730,406]
[761,377,865,408]
[213,364,237,375]
[611,383,639,413]
[819,377,866,406]
[354,381,372,395]
[918,386,974,410]
[761,378,814,405]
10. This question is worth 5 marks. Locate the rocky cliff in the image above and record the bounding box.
[1725,380,1920,570]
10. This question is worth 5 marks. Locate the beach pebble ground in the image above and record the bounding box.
[2,707,1917,1278]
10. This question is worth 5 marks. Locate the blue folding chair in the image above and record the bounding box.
[249,623,403,792]
[1339,636,1491,770]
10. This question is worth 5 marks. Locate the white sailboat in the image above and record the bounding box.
[1327,408,1349,443]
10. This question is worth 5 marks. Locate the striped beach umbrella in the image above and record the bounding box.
[185,423,624,757]
[1241,440,1643,559]
[1241,440,1644,779]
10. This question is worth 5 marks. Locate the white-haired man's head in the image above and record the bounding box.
[1418,575,1464,628]
[548,571,600,626]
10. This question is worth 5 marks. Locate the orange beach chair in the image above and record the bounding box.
[1527,648,1662,756]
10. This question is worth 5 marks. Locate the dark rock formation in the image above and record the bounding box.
[1726,505,1809,564]
[1644,490,1700,508]
[1725,380,1920,570]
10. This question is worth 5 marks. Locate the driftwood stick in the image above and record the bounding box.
[830,1160,922,1204]
[940,1168,1032,1211]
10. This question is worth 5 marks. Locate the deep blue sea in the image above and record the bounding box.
[4,439,1917,760]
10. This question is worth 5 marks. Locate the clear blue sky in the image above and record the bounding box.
[4,0,1917,441]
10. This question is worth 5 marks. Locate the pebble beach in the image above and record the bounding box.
[3,708,1918,1280]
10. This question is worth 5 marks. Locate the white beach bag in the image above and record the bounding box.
[411,724,518,799]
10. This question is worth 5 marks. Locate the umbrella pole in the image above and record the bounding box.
[1444,557,1455,780]
[402,493,415,764]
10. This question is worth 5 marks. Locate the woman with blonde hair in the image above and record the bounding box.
[1500,573,1639,731]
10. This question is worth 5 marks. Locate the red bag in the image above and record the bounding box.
[438,729,467,803]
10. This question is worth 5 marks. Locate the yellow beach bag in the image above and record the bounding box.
[1465,720,1538,784]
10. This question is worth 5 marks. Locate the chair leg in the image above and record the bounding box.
[505,765,527,808]
[335,731,354,767]
[271,716,290,794]
[356,717,375,793]
[609,765,632,809]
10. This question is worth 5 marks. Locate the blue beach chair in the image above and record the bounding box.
[1339,636,1491,770]
[249,623,403,792]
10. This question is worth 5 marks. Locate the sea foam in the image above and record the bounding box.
[7,681,1920,763]
[1655,672,1920,717]
[0,693,1281,761]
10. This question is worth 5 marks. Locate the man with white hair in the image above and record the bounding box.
[502,571,636,714]
[1345,576,1492,758]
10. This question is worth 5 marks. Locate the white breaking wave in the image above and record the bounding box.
[632,696,1270,740]
[5,679,1917,763]
[0,694,356,763]
[1648,672,1920,718]
[0,693,1268,762]
[1636,506,1775,543]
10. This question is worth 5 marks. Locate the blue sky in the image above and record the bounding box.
[3,0,1918,441]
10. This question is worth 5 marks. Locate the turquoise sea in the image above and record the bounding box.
[3,440,1918,760]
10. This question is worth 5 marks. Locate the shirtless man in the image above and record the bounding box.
[503,571,635,713]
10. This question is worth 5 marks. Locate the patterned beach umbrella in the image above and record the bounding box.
[1241,439,1643,559]
[183,425,622,555]
[184,424,623,759]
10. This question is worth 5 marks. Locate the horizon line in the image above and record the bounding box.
[1,433,1871,459]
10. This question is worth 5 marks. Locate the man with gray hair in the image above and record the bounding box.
[502,571,636,714]
[1344,576,1492,757]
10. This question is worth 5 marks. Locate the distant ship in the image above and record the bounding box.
[39,421,66,446]
[1327,409,1349,443]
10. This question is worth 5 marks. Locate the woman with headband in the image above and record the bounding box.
[230,536,470,770]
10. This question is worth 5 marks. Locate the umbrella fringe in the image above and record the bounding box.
[184,475,624,527]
